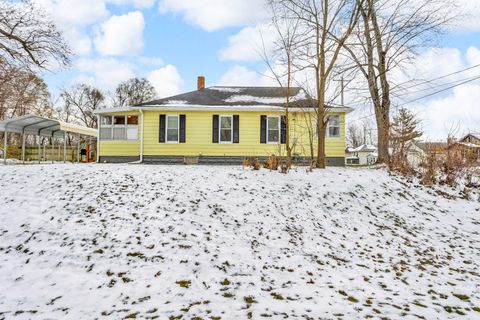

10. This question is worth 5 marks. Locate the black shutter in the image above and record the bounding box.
[233,115,239,143]
[212,115,219,143]
[159,114,166,143]
[179,114,186,143]
[260,115,267,144]
[280,115,287,144]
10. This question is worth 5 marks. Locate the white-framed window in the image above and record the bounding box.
[327,115,340,138]
[219,115,233,143]
[99,115,139,141]
[267,116,280,143]
[166,115,179,143]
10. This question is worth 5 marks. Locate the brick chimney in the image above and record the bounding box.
[197,76,205,90]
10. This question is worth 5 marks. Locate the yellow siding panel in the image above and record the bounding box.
[98,110,345,158]
[98,111,141,157]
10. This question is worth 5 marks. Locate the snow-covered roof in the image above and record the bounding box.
[346,144,377,153]
[0,115,97,138]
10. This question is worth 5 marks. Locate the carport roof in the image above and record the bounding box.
[0,115,97,138]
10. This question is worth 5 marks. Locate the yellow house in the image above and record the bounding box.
[95,81,352,166]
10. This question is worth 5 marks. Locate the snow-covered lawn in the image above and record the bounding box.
[0,164,479,319]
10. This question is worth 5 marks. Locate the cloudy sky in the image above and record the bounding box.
[36,0,480,140]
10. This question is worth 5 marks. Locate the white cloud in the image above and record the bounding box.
[75,58,135,89]
[217,65,275,87]
[219,24,275,61]
[35,0,110,27]
[147,65,184,98]
[94,11,145,56]
[415,84,480,140]
[158,0,267,31]
[107,0,156,9]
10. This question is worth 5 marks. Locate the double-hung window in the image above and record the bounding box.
[99,115,139,141]
[219,115,233,143]
[166,115,179,143]
[267,116,280,143]
[327,115,340,138]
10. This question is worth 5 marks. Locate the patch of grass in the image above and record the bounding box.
[472,307,480,313]
[222,293,234,298]
[94,249,104,254]
[452,293,470,301]
[338,290,348,296]
[176,280,191,288]
[220,278,230,286]
[124,313,137,319]
[270,292,284,300]
[244,296,257,304]
[347,296,359,303]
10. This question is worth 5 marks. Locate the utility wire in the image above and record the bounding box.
[348,73,480,123]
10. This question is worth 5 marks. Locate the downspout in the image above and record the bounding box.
[139,109,144,163]
[96,114,100,163]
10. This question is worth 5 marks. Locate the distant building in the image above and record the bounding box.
[345,144,377,165]
[447,133,480,164]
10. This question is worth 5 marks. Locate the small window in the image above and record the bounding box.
[267,116,280,143]
[327,115,340,138]
[127,115,138,125]
[114,115,126,125]
[99,115,139,141]
[101,116,112,126]
[219,115,232,143]
[166,115,179,143]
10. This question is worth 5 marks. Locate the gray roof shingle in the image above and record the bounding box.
[136,86,316,108]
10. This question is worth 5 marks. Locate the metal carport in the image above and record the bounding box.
[0,115,97,165]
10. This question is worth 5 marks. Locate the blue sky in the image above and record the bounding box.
[37,0,480,139]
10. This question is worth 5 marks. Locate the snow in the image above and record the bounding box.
[164,100,189,105]
[209,87,245,93]
[225,91,306,105]
[0,165,479,319]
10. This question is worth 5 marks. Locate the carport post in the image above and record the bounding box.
[3,129,7,165]
[51,136,54,164]
[63,132,67,163]
[38,136,41,164]
[22,131,26,164]
[77,133,81,163]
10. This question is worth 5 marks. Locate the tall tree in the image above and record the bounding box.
[0,0,70,71]
[113,78,157,107]
[0,62,50,120]
[273,0,363,168]
[343,0,455,164]
[60,84,106,128]
[262,2,304,165]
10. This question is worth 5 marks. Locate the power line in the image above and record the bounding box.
[391,63,480,93]
[348,73,480,123]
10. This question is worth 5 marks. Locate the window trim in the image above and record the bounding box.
[326,115,341,139]
[99,115,139,142]
[165,114,180,144]
[219,115,233,144]
[266,116,280,144]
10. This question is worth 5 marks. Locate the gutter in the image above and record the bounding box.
[139,109,144,163]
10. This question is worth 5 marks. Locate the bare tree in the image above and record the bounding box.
[261,2,305,166]
[343,0,456,164]
[346,123,363,147]
[113,78,157,107]
[60,84,106,128]
[0,0,70,71]
[0,63,50,121]
[273,0,363,168]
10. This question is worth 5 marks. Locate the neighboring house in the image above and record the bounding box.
[448,133,480,164]
[345,144,377,165]
[95,77,352,165]
[406,142,426,166]
[415,142,447,158]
